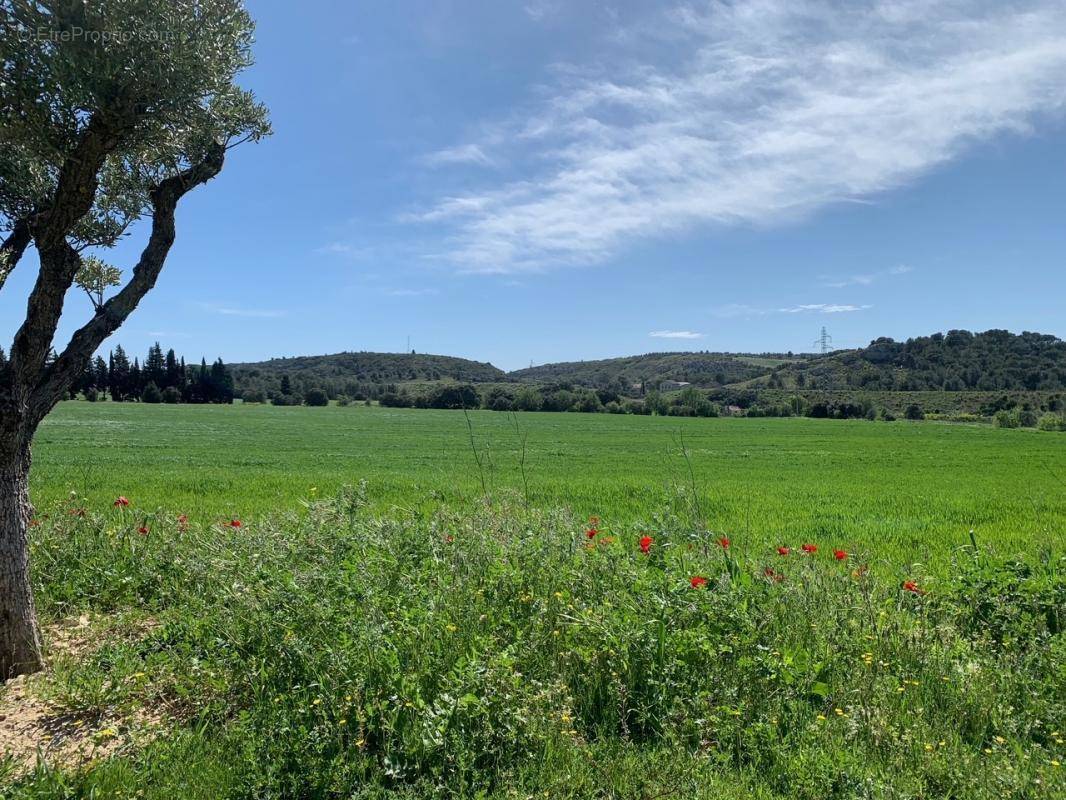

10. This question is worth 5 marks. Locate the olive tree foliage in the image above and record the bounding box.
[0,0,269,677]
[0,0,269,417]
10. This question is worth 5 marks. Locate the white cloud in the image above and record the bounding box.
[779,303,871,314]
[421,144,495,168]
[197,303,287,319]
[414,1,1066,273]
[822,263,913,287]
[649,329,704,339]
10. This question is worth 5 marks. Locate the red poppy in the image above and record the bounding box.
[229,519,242,528]
[445,534,454,543]
[137,526,149,535]
[801,543,817,554]
[690,575,708,589]
[717,536,730,549]
[777,546,790,556]
[177,513,188,529]
[588,515,600,527]
[763,567,785,583]
[586,527,598,540]
[114,496,130,507]
[902,580,925,595]
[69,508,86,517]
[639,535,653,554]
[29,518,40,527]
[833,549,847,561]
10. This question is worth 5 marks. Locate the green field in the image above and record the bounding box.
[32,401,1066,562]
[6,402,1065,797]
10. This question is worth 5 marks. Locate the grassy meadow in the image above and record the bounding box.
[4,401,1065,798]
[31,401,1066,562]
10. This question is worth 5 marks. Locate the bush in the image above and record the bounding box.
[242,388,266,404]
[1037,413,1066,432]
[570,391,603,413]
[904,403,924,420]
[140,382,162,404]
[272,393,303,407]
[305,388,330,407]
[378,392,412,408]
[513,387,544,412]
[1018,408,1039,428]
[423,383,480,410]
[490,395,514,412]
[84,387,99,402]
[994,409,1019,428]
[161,386,182,404]
[336,395,351,407]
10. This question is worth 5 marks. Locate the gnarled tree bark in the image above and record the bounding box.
[0,437,42,677]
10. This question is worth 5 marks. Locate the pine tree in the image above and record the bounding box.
[145,342,166,389]
[109,346,131,401]
[165,349,179,390]
[130,358,143,399]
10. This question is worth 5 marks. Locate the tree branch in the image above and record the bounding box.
[0,219,33,293]
[30,143,226,421]
[8,113,130,391]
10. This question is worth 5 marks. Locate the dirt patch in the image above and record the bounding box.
[0,616,165,778]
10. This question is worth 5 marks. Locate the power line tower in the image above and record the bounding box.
[813,326,832,355]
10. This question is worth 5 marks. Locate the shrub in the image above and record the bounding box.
[272,393,303,407]
[305,388,330,407]
[161,386,182,404]
[379,392,412,408]
[994,409,1019,428]
[513,387,544,412]
[1018,408,1039,428]
[904,403,924,420]
[84,387,99,402]
[1038,413,1066,431]
[140,382,162,404]
[490,395,514,412]
[242,388,267,404]
[570,391,603,413]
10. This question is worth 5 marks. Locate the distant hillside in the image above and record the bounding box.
[509,352,803,390]
[232,352,505,398]
[760,330,1066,392]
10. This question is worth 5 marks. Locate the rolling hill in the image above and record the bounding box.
[231,352,505,398]
[757,330,1066,392]
[508,352,805,389]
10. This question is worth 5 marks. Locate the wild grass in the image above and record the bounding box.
[5,490,1064,798]
[30,402,1066,562]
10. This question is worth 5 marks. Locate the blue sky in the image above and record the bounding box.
[3,0,1065,371]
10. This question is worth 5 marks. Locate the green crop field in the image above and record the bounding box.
[7,402,1066,798]
[31,401,1066,562]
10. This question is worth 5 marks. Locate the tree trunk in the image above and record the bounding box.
[0,442,43,679]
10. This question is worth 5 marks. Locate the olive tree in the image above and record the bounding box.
[0,0,269,677]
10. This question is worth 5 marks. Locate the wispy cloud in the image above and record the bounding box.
[779,303,871,314]
[413,2,1066,273]
[197,303,287,319]
[821,264,912,288]
[713,301,870,316]
[649,329,704,339]
[421,144,495,168]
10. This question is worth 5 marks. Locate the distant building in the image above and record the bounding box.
[658,380,691,391]
[725,405,744,416]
